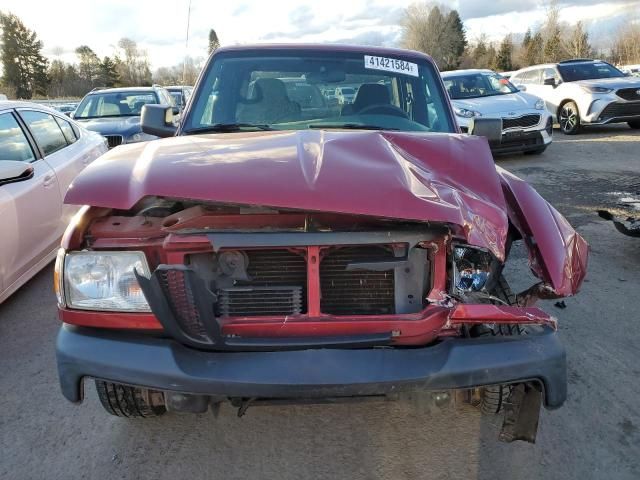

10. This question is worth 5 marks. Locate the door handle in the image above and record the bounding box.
[43,175,55,187]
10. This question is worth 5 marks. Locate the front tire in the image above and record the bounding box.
[559,101,581,135]
[474,275,524,415]
[628,121,640,129]
[95,380,166,418]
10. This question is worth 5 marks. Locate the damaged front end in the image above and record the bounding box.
[56,130,588,443]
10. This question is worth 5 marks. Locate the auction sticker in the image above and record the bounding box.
[364,55,418,77]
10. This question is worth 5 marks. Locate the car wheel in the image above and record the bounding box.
[472,275,525,415]
[628,121,640,129]
[559,101,581,135]
[95,380,166,418]
[524,146,547,155]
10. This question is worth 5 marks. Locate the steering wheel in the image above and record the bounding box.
[357,104,409,118]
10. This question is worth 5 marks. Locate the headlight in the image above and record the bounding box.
[454,107,482,118]
[63,251,151,312]
[534,99,545,110]
[581,85,613,94]
[452,246,492,294]
[126,132,155,143]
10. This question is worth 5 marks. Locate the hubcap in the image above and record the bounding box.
[560,106,577,132]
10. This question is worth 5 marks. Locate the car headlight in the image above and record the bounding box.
[581,85,613,94]
[126,132,156,143]
[452,245,492,294]
[454,107,482,118]
[534,99,545,110]
[61,251,151,312]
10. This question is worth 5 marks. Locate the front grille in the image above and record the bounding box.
[229,249,307,315]
[320,246,395,315]
[599,102,640,119]
[104,135,123,148]
[502,114,540,130]
[219,286,303,317]
[616,88,640,101]
[157,268,208,340]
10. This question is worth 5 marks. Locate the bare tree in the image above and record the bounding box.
[612,24,640,65]
[565,21,592,59]
[400,2,466,70]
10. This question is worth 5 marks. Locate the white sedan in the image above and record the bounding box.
[442,69,553,155]
[0,101,107,303]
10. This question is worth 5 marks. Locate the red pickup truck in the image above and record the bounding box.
[55,44,588,443]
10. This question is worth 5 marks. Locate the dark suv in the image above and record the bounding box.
[55,44,588,443]
[72,85,176,148]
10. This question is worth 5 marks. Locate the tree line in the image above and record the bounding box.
[0,11,220,99]
[2,5,640,100]
[400,1,640,72]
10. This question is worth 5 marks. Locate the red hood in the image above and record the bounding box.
[66,130,509,258]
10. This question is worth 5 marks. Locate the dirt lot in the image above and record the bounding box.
[1,125,639,480]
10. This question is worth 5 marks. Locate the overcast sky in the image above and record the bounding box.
[1,0,639,69]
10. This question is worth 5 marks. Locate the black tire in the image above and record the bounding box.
[628,121,640,129]
[475,275,524,415]
[558,101,581,135]
[524,146,547,155]
[95,380,166,418]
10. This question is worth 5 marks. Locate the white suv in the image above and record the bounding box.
[510,59,640,134]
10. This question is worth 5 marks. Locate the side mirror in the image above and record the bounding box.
[468,118,502,147]
[141,104,177,138]
[0,161,35,186]
[543,77,556,87]
[516,84,527,92]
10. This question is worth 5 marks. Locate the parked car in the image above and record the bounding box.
[72,86,176,148]
[0,101,107,303]
[55,44,588,443]
[509,59,640,134]
[335,86,357,104]
[165,85,193,111]
[52,103,78,116]
[442,69,552,155]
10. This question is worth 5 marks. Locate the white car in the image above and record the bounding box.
[0,101,107,303]
[509,59,640,135]
[442,69,552,155]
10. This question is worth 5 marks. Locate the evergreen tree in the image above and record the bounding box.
[208,29,220,55]
[566,21,592,59]
[75,45,101,90]
[0,12,49,99]
[442,10,466,70]
[100,56,119,87]
[496,35,513,71]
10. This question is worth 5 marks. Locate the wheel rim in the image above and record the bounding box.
[560,105,577,132]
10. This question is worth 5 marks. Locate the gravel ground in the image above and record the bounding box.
[1,125,639,480]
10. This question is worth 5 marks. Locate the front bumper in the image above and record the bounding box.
[56,324,567,409]
[583,99,640,125]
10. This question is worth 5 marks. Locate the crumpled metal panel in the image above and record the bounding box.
[65,130,587,296]
[497,167,588,296]
[65,130,509,258]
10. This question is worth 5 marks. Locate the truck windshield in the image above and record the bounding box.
[182,50,455,134]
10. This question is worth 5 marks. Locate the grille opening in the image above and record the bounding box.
[104,135,123,148]
[220,249,308,317]
[502,114,540,130]
[320,245,396,315]
[157,269,208,340]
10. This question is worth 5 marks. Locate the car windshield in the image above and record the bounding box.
[558,62,625,81]
[74,91,158,119]
[443,72,518,99]
[183,50,455,133]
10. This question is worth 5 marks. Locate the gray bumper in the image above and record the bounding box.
[56,325,567,409]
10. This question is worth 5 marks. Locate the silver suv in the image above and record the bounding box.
[510,59,640,134]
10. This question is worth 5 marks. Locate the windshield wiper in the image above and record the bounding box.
[185,123,274,133]
[307,123,399,131]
